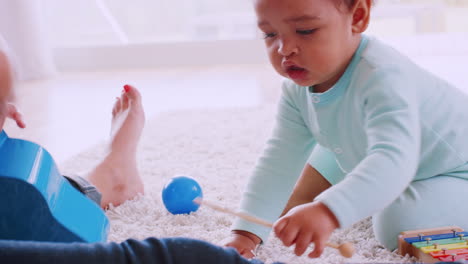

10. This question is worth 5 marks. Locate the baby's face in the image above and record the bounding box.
[255,0,358,89]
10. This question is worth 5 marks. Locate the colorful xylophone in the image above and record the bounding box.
[398,226,468,263]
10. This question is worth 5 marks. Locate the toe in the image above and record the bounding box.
[123,84,142,105]
[112,97,122,116]
[13,112,26,128]
[121,93,129,110]
[7,104,26,128]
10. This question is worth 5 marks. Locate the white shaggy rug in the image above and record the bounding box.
[60,105,415,264]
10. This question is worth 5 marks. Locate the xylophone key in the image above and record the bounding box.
[420,242,468,253]
[404,232,468,244]
[437,253,468,262]
[430,248,468,258]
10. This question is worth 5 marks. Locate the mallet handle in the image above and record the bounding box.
[193,198,354,257]
[194,198,273,228]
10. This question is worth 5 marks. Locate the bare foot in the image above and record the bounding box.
[86,85,145,208]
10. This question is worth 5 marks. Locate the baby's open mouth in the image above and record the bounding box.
[287,66,305,71]
[286,66,307,80]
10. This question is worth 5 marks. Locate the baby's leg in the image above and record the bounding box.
[372,175,468,250]
[85,85,145,208]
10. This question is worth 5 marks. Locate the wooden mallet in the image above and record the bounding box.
[193,198,355,258]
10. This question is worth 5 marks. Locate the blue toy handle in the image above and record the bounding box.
[0,130,109,242]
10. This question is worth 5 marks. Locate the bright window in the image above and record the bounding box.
[44,0,468,48]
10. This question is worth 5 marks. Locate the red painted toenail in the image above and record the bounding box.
[124,85,131,93]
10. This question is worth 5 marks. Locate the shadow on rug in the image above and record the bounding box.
[60,105,414,264]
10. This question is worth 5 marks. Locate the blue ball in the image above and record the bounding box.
[162,176,203,215]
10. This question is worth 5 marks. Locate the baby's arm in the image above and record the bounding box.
[315,72,421,230]
[280,164,330,216]
[274,145,349,257]
[282,143,346,215]
[282,140,350,215]
[226,82,317,257]
[275,69,422,258]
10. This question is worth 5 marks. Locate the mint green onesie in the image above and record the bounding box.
[233,35,468,250]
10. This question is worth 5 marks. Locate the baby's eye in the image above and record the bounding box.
[296,29,317,35]
[263,32,277,39]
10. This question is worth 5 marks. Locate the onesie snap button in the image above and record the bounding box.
[334,147,343,154]
[312,96,320,103]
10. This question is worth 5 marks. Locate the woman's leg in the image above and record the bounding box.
[84,85,145,208]
[372,175,468,250]
[0,237,282,264]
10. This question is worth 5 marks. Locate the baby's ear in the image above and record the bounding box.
[351,0,372,34]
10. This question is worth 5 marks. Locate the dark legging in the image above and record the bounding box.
[0,238,463,264]
[0,237,282,264]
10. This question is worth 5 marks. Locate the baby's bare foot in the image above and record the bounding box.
[87,85,145,208]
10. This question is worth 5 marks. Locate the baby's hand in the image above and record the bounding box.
[273,201,339,258]
[224,230,261,259]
